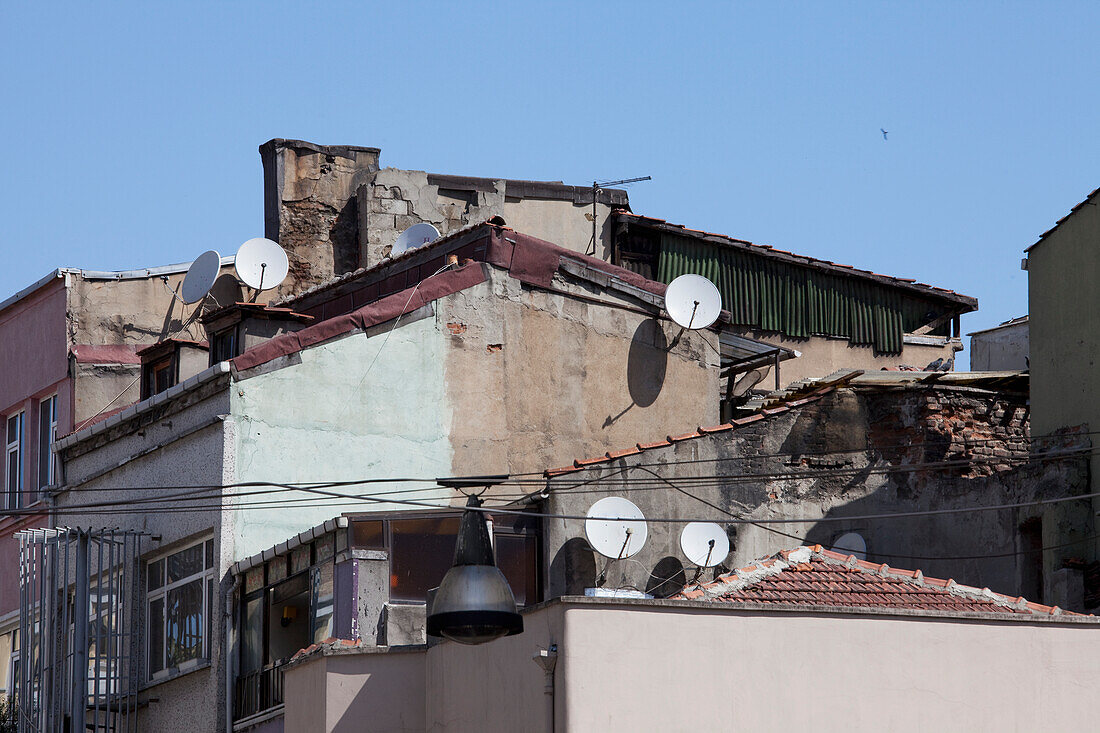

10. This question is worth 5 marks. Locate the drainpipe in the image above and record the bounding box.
[226,574,241,733]
[533,646,558,733]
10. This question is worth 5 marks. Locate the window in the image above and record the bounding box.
[142,355,175,399]
[37,395,57,495]
[6,412,24,511]
[147,539,215,678]
[210,327,238,364]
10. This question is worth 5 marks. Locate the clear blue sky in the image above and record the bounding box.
[3,2,1098,367]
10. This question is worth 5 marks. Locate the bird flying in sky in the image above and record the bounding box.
[881,128,889,140]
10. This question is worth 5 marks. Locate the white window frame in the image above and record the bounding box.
[6,411,24,511]
[36,395,57,498]
[146,538,215,681]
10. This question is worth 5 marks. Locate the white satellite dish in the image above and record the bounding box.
[235,238,289,291]
[180,250,222,304]
[392,222,440,257]
[584,497,648,559]
[680,522,730,568]
[831,532,867,561]
[664,274,722,330]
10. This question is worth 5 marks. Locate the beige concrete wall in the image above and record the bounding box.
[734,328,961,387]
[441,270,719,477]
[288,601,1100,733]
[970,321,1028,371]
[553,603,1099,733]
[501,198,614,260]
[284,650,427,733]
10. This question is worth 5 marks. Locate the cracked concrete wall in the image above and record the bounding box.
[361,169,615,267]
[230,315,454,561]
[546,387,1093,610]
[440,267,719,478]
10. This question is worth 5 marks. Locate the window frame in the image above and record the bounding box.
[36,395,58,497]
[6,411,24,511]
[145,537,215,681]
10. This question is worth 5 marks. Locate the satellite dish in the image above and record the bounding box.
[831,532,867,560]
[392,223,441,257]
[181,250,221,304]
[680,522,730,568]
[665,274,722,330]
[235,238,289,291]
[585,497,648,559]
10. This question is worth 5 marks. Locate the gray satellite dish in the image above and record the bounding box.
[235,238,289,291]
[831,532,867,560]
[680,522,730,568]
[665,274,722,330]
[392,222,440,257]
[181,250,222,304]
[585,497,648,559]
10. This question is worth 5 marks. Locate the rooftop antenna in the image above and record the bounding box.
[180,250,222,304]
[680,522,730,582]
[235,238,289,301]
[392,222,441,258]
[588,176,650,256]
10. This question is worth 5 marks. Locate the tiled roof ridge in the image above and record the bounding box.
[617,211,976,306]
[677,545,1077,617]
[545,370,862,477]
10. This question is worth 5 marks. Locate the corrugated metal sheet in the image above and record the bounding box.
[657,234,946,354]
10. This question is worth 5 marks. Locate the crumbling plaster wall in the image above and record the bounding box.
[261,140,620,299]
[545,386,1091,608]
[440,268,720,478]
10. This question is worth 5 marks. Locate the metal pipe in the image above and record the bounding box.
[72,531,90,732]
[533,646,558,733]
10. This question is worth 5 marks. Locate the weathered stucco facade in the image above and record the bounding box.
[969,316,1029,371]
[543,372,1092,611]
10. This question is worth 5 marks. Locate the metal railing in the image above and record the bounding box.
[233,661,286,721]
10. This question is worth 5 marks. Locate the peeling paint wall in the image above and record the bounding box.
[546,386,1092,609]
[230,315,454,561]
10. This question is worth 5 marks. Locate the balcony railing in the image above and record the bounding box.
[234,660,286,721]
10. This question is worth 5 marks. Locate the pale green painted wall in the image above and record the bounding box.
[230,317,454,560]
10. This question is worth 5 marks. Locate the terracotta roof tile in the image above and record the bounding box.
[674,546,1085,617]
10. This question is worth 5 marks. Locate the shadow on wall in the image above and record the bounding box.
[604,319,669,428]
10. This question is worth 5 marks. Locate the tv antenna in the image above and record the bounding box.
[180,250,222,304]
[235,238,289,300]
[587,175,650,255]
[680,522,730,578]
[392,222,441,258]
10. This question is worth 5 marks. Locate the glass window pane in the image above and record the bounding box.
[290,545,310,575]
[165,579,204,667]
[38,400,52,490]
[313,535,334,563]
[351,520,384,549]
[267,557,287,584]
[390,517,460,602]
[149,597,164,675]
[311,564,334,644]
[7,415,17,444]
[494,534,538,607]
[244,566,264,596]
[241,597,263,673]
[148,559,164,591]
[205,539,214,569]
[167,545,203,583]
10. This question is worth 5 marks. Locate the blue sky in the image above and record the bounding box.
[3,2,1098,366]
